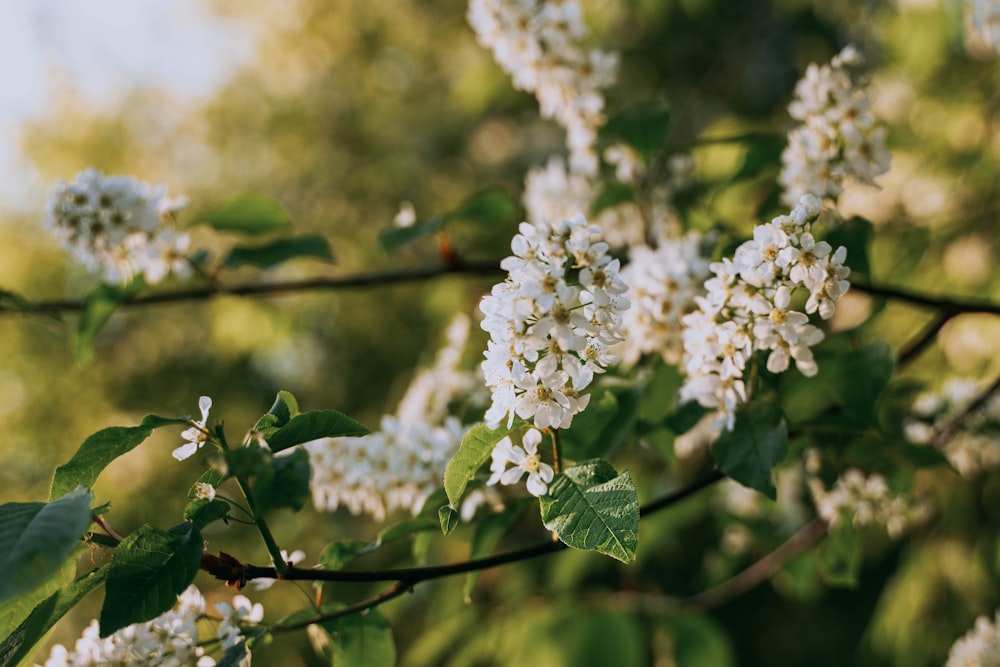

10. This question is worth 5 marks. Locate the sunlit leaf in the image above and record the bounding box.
[444,423,513,507]
[438,505,459,535]
[0,488,92,604]
[267,410,369,453]
[539,459,639,563]
[50,415,189,500]
[200,193,291,235]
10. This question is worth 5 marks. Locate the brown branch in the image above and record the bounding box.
[684,517,828,611]
[850,282,1000,316]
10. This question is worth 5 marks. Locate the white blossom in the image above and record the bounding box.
[679,195,849,429]
[480,214,628,431]
[947,609,1000,666]
[45,168,192,285]
[173,396,213,461]
[487,428,555,496]
[779,46,890,208]
[468,0,617,174]
[967,0,1000,54]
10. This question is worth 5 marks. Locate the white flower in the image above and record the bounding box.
[487,429,555,497]
[947,609,1000,666]
[394,201,417,228]
[173,395,213,461]
[193,482,216,501]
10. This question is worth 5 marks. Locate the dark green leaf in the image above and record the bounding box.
[75,282,141,364]
[216,641,250,667]
[267,410,368,453]
[638,361,685,424]
[51,415,189,500]
[224,446,269,478]
[319,540,380,571]
[561,386,641,460]
[318,607,396,667]
[711,403,788,499]
[664,400,709,435]
[199,193,291,235]
[671,613,736,667]
[729,132,785,181]
[0,545,81,642]
[187,469,227,498]
[255,449,312,514]
[0,566,107,667]
[539,459,639,563]
[444,423,513,507]
[99,522,203,636]
[0,289,33,314]
[438,505,459,536]
[254,390,300,434]
[600,101,671,156]
[0,488,92,604]
[222,235,334,269]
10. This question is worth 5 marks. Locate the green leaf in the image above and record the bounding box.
[664,400,709,435]
[539,459,639,563]
[199,193,291,235]
[825,216,873,280]
[0,488,92,604]
[711,403,788,500]
[318,607,396,667]
[600,101,671,156]
[216,641,250,667]
[254,390,300,435]
[224,445,269,478]
[75,282,141,364]
[99,522,203,636]
[638,361,685,424]
[222,235,334,269]
[255,449,312,514]
[561,386,641,460]
[827,341,895,425]
[818,522,860,588]
[438,505,459,536]
[266,410,369,453]
[186,469,227,498]
[590,183,635,215]
[183,498,231,529]
[319,540,380,571]
[50,415,188,500]
[444,423,513,507]
[0,544,82,641]
[0,566,107,667]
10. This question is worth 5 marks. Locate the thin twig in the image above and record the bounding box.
[850,282,1000,316]
[684,517,828,611]
[931,373,1000,447]
[273,582,411,633]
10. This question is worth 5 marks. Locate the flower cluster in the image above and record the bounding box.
[480,214,629,431]
[779,45,890,208]
[806,455,927,539]
[616,232,712,367]
[904,378,1000,477]
[468,0,617,174]
[308,315,483,521]
[45,168,192,285]
[947,609,1000,667]
[680,195,849,429]
[38,586,262,667]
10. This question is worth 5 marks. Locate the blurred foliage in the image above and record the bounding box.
[3,0,1000,665]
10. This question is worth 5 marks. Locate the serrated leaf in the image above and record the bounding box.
[255,449,311,514]
[438,505,459,536]
[0,566,107,667]
[75,281,141,364]
[51,415,189,500]
[200,193,291,235]
[318,607,396,667]
[0,488,92,604]
[319,540,379,571]
[711,403,788,499]
[222,235,334,269]
[183,498,231,529]
[444,423,513,507]
[539,459,639,563]
[99,522,203,636]
[600,101,671,156]
[266,410,368,453]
